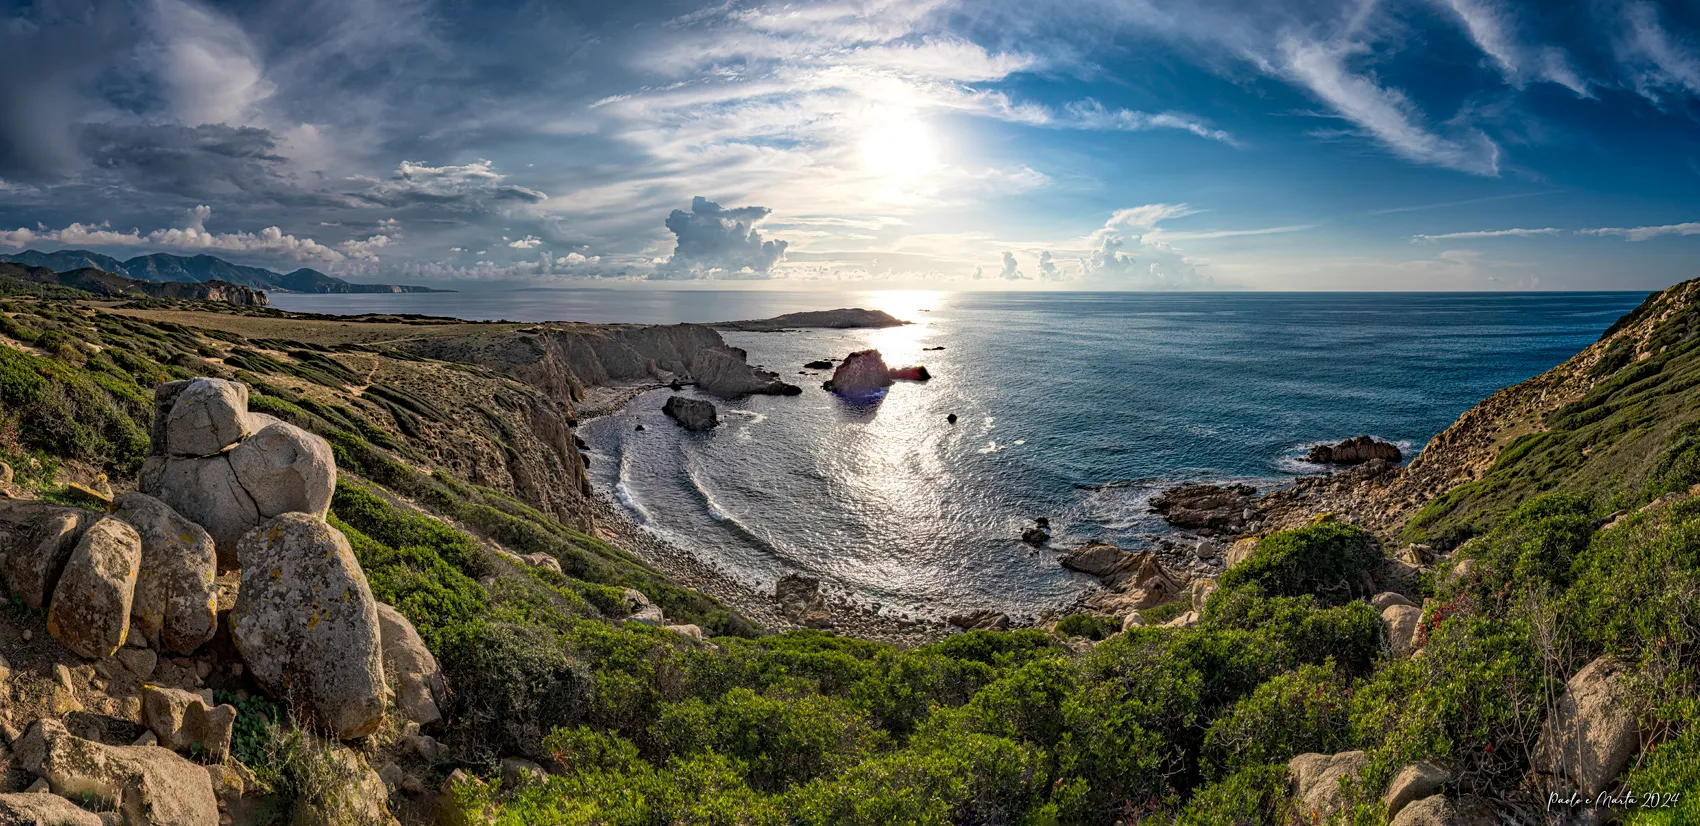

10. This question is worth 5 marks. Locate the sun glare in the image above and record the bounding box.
[859,115,939,182]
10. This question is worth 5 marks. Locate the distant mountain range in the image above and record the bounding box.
[0,261,269,306]
[0,249,450,294]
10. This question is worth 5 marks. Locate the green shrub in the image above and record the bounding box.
[1201,664,1355,779]
[653,687,887,790]
[1203,587,1383,676]
[1172,763,1294,826]
[1055,613,1120,640]
[1218,523,1382,606]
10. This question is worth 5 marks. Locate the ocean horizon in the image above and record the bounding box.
[271,288,1649,621]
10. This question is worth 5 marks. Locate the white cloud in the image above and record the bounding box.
[1580,222,1700,242]
[339,234,392,260]
[998,250,1023,279]
[0,205,346,263]
[1434,0,1590,96]
[508,235,543,249]
[353,159,548,208]
[1411,227,1561,241]
[148,0,275,126]
[1280,37,1500,176]
[1061,100,1237,144]
[1617,1,1700,102]
[1080,236,1138,279]
[1037,249,1062,280]
[657,196,790,279]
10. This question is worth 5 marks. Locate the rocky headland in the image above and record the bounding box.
[712,307,909,332]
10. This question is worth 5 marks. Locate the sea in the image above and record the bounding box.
[270,289,1650,621]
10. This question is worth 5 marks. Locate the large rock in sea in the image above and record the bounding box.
[0,500,91,610]
[1535,656,1641,797]
[824,350,893,396]
[48,517,143,659]
[691,348,801,397]
[231,513,387,739]
[161,377,253,457]
[143,455,261,570]
[14,718,219,826]
[113,492,219,655]
[662,395,719,431]
[1150,484,1257,534]
[375,603,448,728]
[1307,435,1402,465]
[228,419,336,519]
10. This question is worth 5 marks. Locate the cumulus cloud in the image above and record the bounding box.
[508,235,543,249]
[0,205,346,263]
[656,196,790,279]
[1080,236,1138,279]
[1037,250,1062,281]
[998,251,1023,279]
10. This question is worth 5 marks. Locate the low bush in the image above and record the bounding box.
[1217,523,1383,606]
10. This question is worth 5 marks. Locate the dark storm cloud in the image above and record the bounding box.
[654,196,790,279]
[0,0,138,180]
[78,122,292,198]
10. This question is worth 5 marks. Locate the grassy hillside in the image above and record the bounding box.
[4,286,1700,824]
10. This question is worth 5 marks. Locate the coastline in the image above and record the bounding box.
[580,388,955,647]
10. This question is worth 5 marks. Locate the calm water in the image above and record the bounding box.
[273,289,1648,620]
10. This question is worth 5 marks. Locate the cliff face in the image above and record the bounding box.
[394,322,799,404]
[1257,279,1700,543]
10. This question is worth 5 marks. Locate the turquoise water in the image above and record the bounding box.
[273,289,1649,619]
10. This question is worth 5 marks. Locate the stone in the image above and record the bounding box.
[803,360,833,370]
[1190,578,1217,612]
[134,731,158,747]
[1227,537,1259,569]
[1375,557,1423,596]
[204,762,247,805]
[1021,527,1050,546]
[112,493,218,655]
[63,712,147,746]
[17,718,218,826]
[522,552,562,574]
[230,514,387,740]
[48,517,143,659]
[289,745,391,826]
[61,483,114,510]
[1162,610,1199,628]
[0,502,90,610]
[227,421,336,519]
[947,610,1009,632]
[1149,484,1258,533]
[0,793,105,826]
[1390,795,1461,826]
[161,378,252,457]
[405,734,439,763]
[141,685,236,761]
[1382,603,1423,658]
[502,757,547,787]
[1371,592,1416,611]
[378,761,404,790]
[664,624,704,643]
[1120,611,1146,631]
[1289,751,1369,822]
[117,648,158,681]
[661,395,719,431]
[1306,435,1402,465]
[1384,761,1450,820]
[627,605,666,626]
[142,456,261,570]
[375,603,447,728]
[1536,656,1641,797]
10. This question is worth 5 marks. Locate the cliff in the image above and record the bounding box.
[1255,278,1700,544]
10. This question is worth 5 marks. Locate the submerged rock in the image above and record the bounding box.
[1306,435,1403,465]
[803,360,834,370]
[888,365,931,381]
[662,395,719,431]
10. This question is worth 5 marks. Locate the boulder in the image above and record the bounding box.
[142,455,260,570]
[141,685,236,761]
[1064,545,1186,613]
[1226,537,1259,569]
[803,360,833,370]
[227,421,336,519]
[375,603,447,728]
[1374,556,1423,596]
[501,757,547,788]
[0,792,105,826]
[888,365,930,381]
[1382,603,1423,658]
[48,517,143,659]
[1371,591,1416,611]
[1384,761,1450,820]
[289,744,392,826]
[1390,795,1460,826]
[1120,611,1146,631]
[661,395,719,431]
[231,514,387,740]
[1289,751,1368,822]
[1190,578,1217,612]
[947,610,1009,632]
[16,718,218,826]
[1306,435,1402,465]
[0,502,91,610]
[1536,656,1641,797]
[773,574,825,620]
[665,624,704,643]
[824,350,893,396]
[161,378,253,457]
[1021,527,1050,546]
[1163,610,1199,628]
[113,493,218,655]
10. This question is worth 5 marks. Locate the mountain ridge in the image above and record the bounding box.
[0,261,269,306]
[0,248,450,294]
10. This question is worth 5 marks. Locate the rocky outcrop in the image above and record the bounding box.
[144,455,260,570]
[1290,751,1368,822]
[0,792,105,825]
[713,308,910,332]
[1390,796,1461,826]
[375,603,447,728]
[231,514,387,739]
[1536,656,1641,797]
[772,575,832,628]
[662,396,720,431]
[1384,762,1450,820]
[1306,435,1403,465]
[16,718,218,826]
[47,517,142,659]
[824,350,893,396]
[1060,543,1187,613]
[113,493,219,655]
[947,610,1010,632]
[1150,484,1257,534]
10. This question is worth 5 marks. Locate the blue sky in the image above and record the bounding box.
[4,0,1700,290]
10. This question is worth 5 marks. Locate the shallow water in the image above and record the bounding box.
[274,289,1648,620]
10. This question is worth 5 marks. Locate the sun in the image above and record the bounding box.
[859,115,940,181]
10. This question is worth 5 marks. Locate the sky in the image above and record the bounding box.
[4,0,1700,291]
